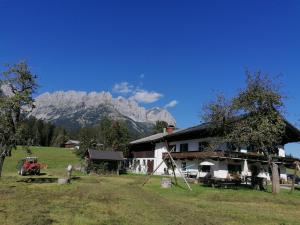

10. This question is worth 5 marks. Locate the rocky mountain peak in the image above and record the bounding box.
[30,91,176,131]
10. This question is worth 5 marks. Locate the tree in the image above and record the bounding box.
[153,121,169,134]
[109,120,129,154]
[0,61,38,177]
[51,126,68,147]
[202,71,285,194]
[76,118,130,159]
[201,93,234,151]
[76,127,98,158]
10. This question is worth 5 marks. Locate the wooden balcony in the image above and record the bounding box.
[133,151,154,158]
[162,150,300,165]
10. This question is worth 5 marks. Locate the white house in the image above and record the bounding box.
[129,121,300,183]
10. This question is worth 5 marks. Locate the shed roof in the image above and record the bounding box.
[87,149,124,161]
[65,140,80,145]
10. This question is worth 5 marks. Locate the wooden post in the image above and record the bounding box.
[67,165,73,183]
[271,163,280,194]
[166,151,192,191]
[291,161,299,193]
[117,161,121,175]
[142,147,175,187]
[164,141,178,185]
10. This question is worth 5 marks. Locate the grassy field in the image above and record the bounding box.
[0,147,300,225]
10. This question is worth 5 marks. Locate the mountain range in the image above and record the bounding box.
[29,91,176,137]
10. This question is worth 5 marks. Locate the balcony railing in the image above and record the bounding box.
[162,150,299,165]
[133,151,155,158]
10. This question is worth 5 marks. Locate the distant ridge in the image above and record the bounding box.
[29,91,176,136]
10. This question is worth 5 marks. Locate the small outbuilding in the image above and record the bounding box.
[85,149,124,174]
[65,140,80,149]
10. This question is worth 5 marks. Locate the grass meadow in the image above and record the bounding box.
[0,147,300,225]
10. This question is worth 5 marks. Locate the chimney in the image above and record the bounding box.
[166,125,175,134]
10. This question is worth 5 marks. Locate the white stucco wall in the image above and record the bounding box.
[278,145,286,157]
[154,142,168,175]
[169,139,213,152]
[131,158,155,174]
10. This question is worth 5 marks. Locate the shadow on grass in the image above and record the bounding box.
[17,177,59,183]
[17,176,81,184]
[172,182,189,190]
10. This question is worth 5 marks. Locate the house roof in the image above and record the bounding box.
[87,149,124,161]
[130,128,184,145]
[65,140,80,145]
[130,132,168,145]
[129,123,214,145]
[130,119,300,146]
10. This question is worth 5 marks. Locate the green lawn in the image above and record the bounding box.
[3,146,82,177]
[1,147,300,225]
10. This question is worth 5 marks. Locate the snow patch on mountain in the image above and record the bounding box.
[30,91,176,126]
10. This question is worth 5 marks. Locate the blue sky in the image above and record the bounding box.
[1,0,300,155]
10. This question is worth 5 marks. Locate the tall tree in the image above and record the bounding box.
[109,120,129,154]
[76,118,130,158]
[0,61,38,177]
[202,71,285,194]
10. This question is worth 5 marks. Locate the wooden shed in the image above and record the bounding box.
[85,149,124,174]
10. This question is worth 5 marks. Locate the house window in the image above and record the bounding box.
[181,162,187,171]
[226,143,236,151]
[169,145,176,152]
[199,142,209,151]
[228,164,242,174]
[201,165,211,172]
[180,143,189,152]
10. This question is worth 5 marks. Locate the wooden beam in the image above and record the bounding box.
[166,150,192,191]
[164,141,178,185]
[142,147,175,187]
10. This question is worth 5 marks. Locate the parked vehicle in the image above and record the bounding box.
[182,169,198,178]
[17,157,41,176]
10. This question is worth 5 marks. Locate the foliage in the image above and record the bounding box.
[87,161,119,174]
[76,117,130,158]
[201,93,234,124]
[227,71,286,152]
[201,71,286,194]
[153,120,169,134]
[51,126,68,147]
[202,71,286,151]
[0,61,38,177]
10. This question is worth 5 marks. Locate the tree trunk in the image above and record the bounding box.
[271,163,280,194]
[0,153,6,178]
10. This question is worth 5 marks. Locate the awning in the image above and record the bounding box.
[200,161,215,166]
[242,159,249,177]
[257,172,268,179]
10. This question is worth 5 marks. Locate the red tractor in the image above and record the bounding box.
[17,157,41,176]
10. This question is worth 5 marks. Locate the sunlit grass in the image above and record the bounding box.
[0,147,300,225]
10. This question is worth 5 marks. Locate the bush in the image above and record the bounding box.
[87,161,119,175]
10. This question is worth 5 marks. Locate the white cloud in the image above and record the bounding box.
[164,100,178,108]
[113,81,164,104]
[130,90,163,104]
[113,82,134,94]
